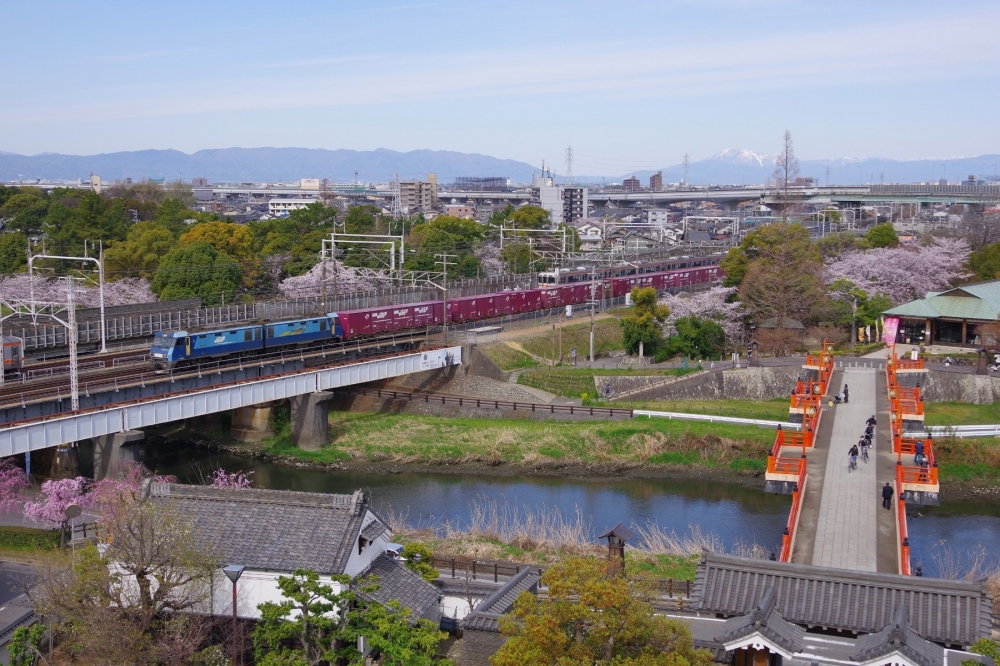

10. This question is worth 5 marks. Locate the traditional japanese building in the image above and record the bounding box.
[884,279,1000,346]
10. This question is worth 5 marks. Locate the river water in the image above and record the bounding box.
[129,441,1000,578]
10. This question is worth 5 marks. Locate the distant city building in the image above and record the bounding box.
[453,176,510,192]
[268,197,318,216]
[623,176,641,192]
[400,180,437,214]
[793,177,815,186]
[530,186,589,225]
[649,171,663,192]
[300,178,320,190]
[646,209,673,225]
[444,204,475,218]
[191,177,209,187]
[426,172,438,209]
[89,174,102,194]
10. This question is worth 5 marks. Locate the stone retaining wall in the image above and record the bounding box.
[625,366,802,401]
[921,371,1000,404]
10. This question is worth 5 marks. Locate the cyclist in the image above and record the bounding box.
[848,443,859,471]
[866,415,877,429]
[859,436,870,463]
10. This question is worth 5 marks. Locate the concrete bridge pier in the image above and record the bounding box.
[50,444,81,479]
[92,430,145,480]
[290,391,335,451]
[231,403,277,443]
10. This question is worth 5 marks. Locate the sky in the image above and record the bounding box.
[2,0,998,172]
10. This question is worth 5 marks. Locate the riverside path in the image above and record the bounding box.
[791,366,898,572]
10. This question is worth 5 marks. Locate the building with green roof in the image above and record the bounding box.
[884,279,1000,346]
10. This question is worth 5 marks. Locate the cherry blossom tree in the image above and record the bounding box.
[659,286,746,342]
[475,243,505,277]
[824,237,971,305]
[277,259,392,298]
[0,275,156,308]
[208,468,254,488]
[23,477,92,526]
[0,458,27,515]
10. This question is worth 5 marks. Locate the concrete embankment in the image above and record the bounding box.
[920,370,1000,404]
[623,366,802,401]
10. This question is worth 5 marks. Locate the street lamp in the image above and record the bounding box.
[223,564,245,665]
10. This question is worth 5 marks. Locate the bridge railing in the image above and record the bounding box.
[779,461,807,562]
[895,465,912,576]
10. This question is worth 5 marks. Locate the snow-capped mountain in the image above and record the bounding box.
[708,149,777,167]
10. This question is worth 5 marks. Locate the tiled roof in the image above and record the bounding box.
[851,603,943,666]
[714,587,805,656]
[361,519,389,542]
[357,555,440,620]
[148,483,368,575]
[885,279,1000,321]
[463,567,541,633]
[692,552,992,646]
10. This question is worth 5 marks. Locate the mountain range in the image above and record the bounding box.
[1,147,997,187]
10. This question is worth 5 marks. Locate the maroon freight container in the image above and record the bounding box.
[411,301,443,327]
[494,293,515,316]
[540,287,564,309]
[389,305,416,331]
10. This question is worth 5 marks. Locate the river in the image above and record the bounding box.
[111,441,1000,579]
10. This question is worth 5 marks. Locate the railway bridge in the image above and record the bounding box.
[0,344,462,480]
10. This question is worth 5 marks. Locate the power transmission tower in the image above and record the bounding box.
[682,153,690,186]
[435,253,457,344]
[565,146,573,184]
[390,168,402,219]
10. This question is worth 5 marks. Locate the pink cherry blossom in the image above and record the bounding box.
[278,260,392,299]
[824,237,971,305]
[659,286,746,342]
[0,458,27,516]
[208,468,254,489]
[23,477,92,526]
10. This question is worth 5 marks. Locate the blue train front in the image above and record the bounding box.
[150,315,342,371]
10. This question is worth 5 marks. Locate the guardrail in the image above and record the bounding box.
[350,388,633,418]
[633,410,800,429]
[925,424,1000,438]
[779,461,807,562]
[895,465,911,576]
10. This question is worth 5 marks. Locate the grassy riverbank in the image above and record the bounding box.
[385,496,735,578]
[260,411,774,473]
[480,318,624,370]
[933,437,1000,482]
[924,402,1000,426]
[517,367,698,399]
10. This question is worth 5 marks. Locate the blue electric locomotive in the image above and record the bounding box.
[150,315,343,371]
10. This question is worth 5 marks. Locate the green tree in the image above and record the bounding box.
[863,223,899,248]
[721,222,819,289]
[1,189,49,236]
[350,598,448,666]
[508,205,550,230]
[493,556,711,666]
[7,625,46,666]
[0,232,28,273]
[344,205,380,234]
[967,242,1000,281]
[665,316,726,359]
[150,242,242,305]
[154,198,192,236]
[104,221,175,278]
[619,287,669,356]
[254,569,450,666]
[401,543,438,582]
[731,223,824,324]
[254,570,357,666]
[816,230,861,260]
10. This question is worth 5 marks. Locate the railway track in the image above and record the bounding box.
[0,332,429,412]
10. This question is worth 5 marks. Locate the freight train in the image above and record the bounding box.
[149,254,725,371]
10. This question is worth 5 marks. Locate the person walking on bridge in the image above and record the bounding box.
[881,481,894,510]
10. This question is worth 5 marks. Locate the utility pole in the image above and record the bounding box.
[589,266,596,363]
[551,324,556,367]
[435,253,457,344]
